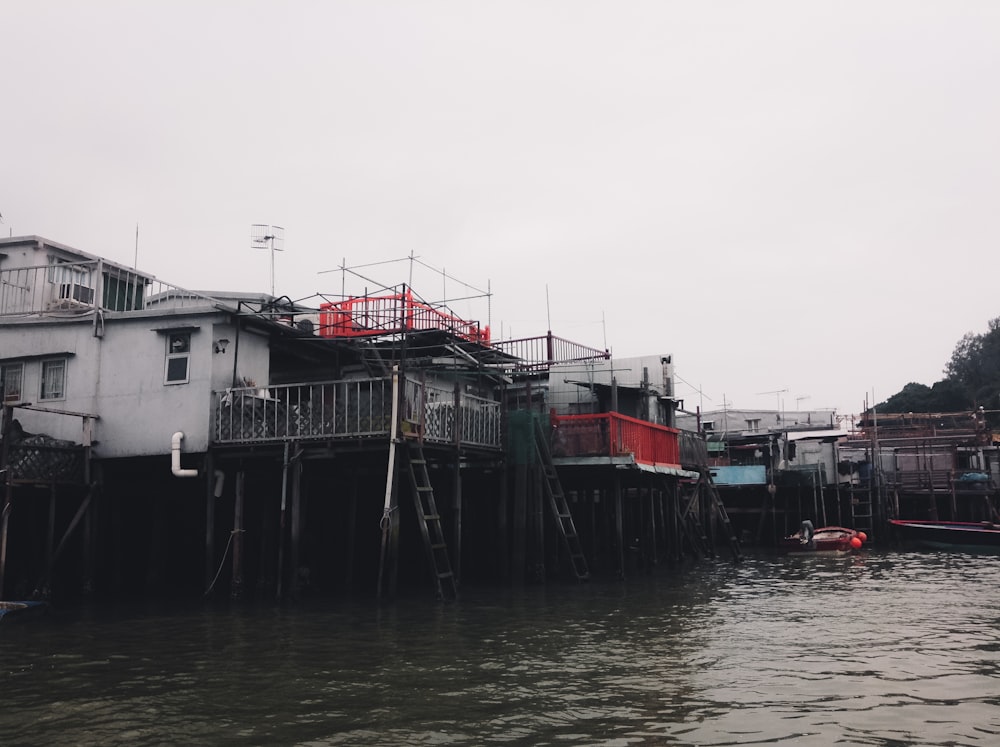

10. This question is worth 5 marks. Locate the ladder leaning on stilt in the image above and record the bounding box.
[533,417,590,581]
[404,442,458,601]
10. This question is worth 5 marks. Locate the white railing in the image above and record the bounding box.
[213,376,502,448]
[0,260,223,318]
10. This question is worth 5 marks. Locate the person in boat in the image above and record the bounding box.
[798,519,815,547]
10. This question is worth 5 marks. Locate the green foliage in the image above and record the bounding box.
[876,317,1000,414]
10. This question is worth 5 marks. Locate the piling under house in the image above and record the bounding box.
[0,236,738,603]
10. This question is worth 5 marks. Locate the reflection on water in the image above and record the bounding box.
[3,551,1000,746]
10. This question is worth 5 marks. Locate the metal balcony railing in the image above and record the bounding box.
[213,376,502,448]
[0,260,223,319]
[491,332,610,371]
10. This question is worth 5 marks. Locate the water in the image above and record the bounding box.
[3,550,1000,746]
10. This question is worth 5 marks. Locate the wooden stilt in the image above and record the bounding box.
[289,452,303,599]
[377,367,402,600]
[204,453,216,594]
[38,485,95,594]
[0,404,11,598]
[496,467,509,581]
[344,473,358,590]
[41,482,56,596]
[276,442,291,599]
[512,462,527,586]
[614,474,624,579]
[231,470,245,599]
[452,452,462,586]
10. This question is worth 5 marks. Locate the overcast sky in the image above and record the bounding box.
[4,1,999,416]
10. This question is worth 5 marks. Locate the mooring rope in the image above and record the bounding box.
[203,528,245,598]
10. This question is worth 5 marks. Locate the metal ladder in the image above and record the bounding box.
[405,442,458,600]
[533,418,589,581]
[850,484,875,540]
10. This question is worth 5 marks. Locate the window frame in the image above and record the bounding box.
[39,358,67,401]
[1,361,24,404]
[164,332,191,385]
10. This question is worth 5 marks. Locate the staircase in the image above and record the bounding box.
[533,418,590,581]
[404,442,458,600]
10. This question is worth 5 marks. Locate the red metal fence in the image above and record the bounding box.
[318,289,490,344]
[550,412,681,467]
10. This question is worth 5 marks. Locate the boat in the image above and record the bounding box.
[889,519,1000,554]
[781,521,867,555]
[0,600,48,622]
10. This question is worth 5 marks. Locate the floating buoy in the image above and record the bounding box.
[858,532,868,543]
[850,536,863,549]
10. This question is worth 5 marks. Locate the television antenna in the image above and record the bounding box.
[251,224,284,297]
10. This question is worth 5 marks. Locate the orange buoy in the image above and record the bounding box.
[850,536,863,549]
[858,532,868,543]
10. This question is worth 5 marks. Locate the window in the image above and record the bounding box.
[165,332,191,384]
[40,359,66,401]
[1,362,24,403]
[702,420,715,432]
[746,418,761,432]
[48,259,95,305]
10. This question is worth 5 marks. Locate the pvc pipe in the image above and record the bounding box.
[171,432,199,478]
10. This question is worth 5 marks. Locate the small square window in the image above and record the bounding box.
[1,362,24,403]
[165,332,191,384]
[40,359,66,401]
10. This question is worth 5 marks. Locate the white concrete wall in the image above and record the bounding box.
[2,313,272,458]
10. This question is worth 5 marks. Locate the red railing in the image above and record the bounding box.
[318,289,490,344]
[550,412,681,468]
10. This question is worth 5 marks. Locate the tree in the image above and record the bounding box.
[944,317,1000,407]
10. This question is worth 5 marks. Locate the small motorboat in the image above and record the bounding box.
[889,519,1000,554]
[781,521,867,555]
[0,600,48,622]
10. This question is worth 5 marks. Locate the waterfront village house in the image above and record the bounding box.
[1,235,744,602]
[0,236,324,596]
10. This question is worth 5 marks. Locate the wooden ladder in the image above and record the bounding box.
[405,442,458,600]
[533,417,589,581]
[702,469,743,562]
[678,480,714,559]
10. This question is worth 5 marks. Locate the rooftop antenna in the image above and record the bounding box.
[251,224,284,297]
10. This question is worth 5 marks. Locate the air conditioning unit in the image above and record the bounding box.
[59,283,95,304]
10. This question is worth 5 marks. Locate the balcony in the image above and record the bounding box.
[550,412,696,469]
[213,375,502,449]
[0,260,222,319]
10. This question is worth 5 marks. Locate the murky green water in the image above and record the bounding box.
[3,550,999,746]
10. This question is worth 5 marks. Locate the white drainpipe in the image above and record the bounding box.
[171,431,199,478]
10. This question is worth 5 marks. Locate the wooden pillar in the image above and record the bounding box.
[452,452,462,585]
[42,482,56,596]
[614,473,625,579]
[496,467,509,581]
[512,462,527,586]
[275,442,291,599]
[531,463,545,581]
[204,453,216,594]
[231,470,245,599]
[344,473,358,590]
[647,487,658,567]
[0,404,11,598]
[289,455,303,599]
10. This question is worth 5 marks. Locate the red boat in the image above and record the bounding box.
[781,522,867,555]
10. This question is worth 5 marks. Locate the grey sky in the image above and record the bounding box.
[4,1,999,416]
